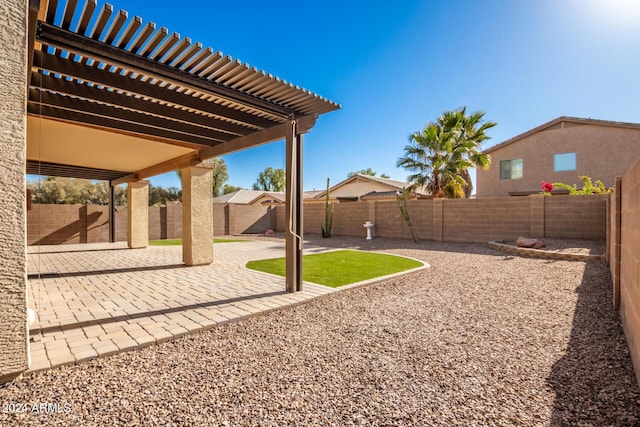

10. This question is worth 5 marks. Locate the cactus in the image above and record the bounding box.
[321,178,333,238]
[397,187,418,243]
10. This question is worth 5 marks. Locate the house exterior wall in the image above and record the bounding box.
[328,178,398,199]
[615,158,640,385]
[477,123,640,197]
[0,0,28,381]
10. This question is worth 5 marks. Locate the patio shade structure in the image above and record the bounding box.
[26,0,340,292]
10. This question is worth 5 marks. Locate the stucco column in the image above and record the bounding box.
[0,0,29,382]
[127,180,149,248]
[182,164,213,266]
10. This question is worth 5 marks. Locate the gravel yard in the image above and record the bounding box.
[2,237,639,426]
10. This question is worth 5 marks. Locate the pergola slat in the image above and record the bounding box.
[33,50,276,129]
[128,21,155,54]
[174,42,203,70]
[148,31,180,61]
[102,9,128,45]
[37,24,292,119]
[137,26,167,57]
[61,0,78,30]
[115,15,142,49]
[45,0,58,24]
[76,0,96,35]
[160,36,191,65]
[88,3,112,40]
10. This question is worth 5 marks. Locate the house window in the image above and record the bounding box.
[500,159,523,180]
[554,152,576,172]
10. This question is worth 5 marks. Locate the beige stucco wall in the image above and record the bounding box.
[0,0,29,381]
[477,123,640,197]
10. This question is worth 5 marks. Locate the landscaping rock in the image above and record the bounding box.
[516,236,545,249]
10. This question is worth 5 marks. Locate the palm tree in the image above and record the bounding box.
[397,107,496,198]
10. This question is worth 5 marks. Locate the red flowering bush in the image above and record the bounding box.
[541,181,553,194]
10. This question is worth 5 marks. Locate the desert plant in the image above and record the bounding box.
[321,178,333,238]
[396,187,418,243]
[552,176,613,195]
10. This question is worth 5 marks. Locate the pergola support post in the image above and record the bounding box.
[182,163,214,266]
[127,180,149,248]
[285,120,304,293]
[109,183,116,243]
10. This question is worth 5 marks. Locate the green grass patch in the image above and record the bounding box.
[149,238,248,246]
[246,250,423,288]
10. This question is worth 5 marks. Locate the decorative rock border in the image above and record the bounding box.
[488,241,606,262]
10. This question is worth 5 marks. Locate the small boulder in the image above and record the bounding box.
[264,229,274,236]
[516,236,545,249]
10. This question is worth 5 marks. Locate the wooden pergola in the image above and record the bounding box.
[26,0,340,292]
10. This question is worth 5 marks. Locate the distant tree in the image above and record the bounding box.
[176,158,228,196]
[252,167,285,192]
[397,107,495,198]
[348,168,391,179]
[223,184,244,194]
[28,177,127,205]
[148,184,181,206]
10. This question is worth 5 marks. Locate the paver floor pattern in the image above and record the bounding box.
[27,240,335,373]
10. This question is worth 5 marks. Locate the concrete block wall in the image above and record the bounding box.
[227,204,275,235]
[442,197,530,242]
[275,194,608,242]
[332,203,370,237]
[616,158,640,385]
[27,204,109,245]
[544,194,608,239]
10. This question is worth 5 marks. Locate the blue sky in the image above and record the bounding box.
[44,0,640,191]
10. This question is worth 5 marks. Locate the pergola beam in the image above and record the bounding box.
[199,114,317,160]
[36,22,293,118]
[32,50,277,130]
[109,115,317,186]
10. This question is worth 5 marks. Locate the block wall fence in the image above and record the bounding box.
[609,158,640,386]
[277,194,609,242]
[27,203,278,245]
[27,194,609,246]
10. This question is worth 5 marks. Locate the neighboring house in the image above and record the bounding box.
[476,117,640,197]
[308,173,428,203]
[213,190,285,206]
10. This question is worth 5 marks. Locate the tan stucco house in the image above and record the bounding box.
[476,117,640,197]
[213,190,285,206]
[308,174,428,203]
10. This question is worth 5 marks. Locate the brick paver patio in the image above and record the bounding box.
[26,239,339,373]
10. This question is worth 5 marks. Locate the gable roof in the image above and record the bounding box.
[314,174,427,199]
[483,116,640,155]
[213,189,285,204]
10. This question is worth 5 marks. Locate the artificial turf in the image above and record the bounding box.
[246,249,423,288]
